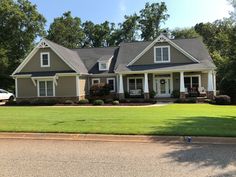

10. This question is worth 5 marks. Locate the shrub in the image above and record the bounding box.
[149,91,156,99]
[64,100,74,105]
[204,99,213,104]
[220,78,236,104]
[78,99,89,104]
[93,99,104,105]
[112,100,119,105]
[214,95,231,105]
[17,100,31,106]
[104,98,113,104]
[5,101,17,106]
[174,98,197,103]
[171,90,180,98]
[90,83,111,96]
[124,92,130,98]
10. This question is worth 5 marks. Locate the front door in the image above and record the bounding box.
[155,78,171,97]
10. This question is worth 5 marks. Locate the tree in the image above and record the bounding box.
[120,14,140,42]
[229,0,236,21]
[82,21,112,47]
[47,11,84,48]
[139,2,169,41]
[172,27,200,39]
[0,0,46,90]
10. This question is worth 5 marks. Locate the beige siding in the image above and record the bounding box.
[21,48,73,72]
[17,78,37,97]
[56,76,77,96]
[133,42,194,65]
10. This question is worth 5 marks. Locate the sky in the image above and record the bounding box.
[29,0,233,30]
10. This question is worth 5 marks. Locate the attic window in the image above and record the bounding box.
[99,62,108,71]
[154,46,170,63]
[40,52,50,67]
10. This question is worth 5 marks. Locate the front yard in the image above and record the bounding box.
[0,104,236,136]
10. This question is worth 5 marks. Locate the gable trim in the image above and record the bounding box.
[127,34,200,66]
[12,39,79,76]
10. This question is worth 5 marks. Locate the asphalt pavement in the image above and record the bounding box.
[0,139,236,177]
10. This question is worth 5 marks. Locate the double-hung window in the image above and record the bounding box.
[107,78,115,92]
[40,52,50,67]
[154,46,170,63]
[91,78,100,85]
[38,80,54,97]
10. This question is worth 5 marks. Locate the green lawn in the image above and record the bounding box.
[0,104,236,136]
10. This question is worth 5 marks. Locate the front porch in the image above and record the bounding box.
[117,70,216,100]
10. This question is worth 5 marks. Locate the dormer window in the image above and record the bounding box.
[154,46,170,63]
[40,52,50,67]
[98,55,113,71]
[99,62,108,71]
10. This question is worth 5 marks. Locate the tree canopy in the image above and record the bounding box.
[0,0,46,89]
[47,11,84,48]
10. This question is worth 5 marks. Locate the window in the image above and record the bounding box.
[38,80,54,97]
[107,78,115,92]
[127,78,143,91]
[40,52,50,67]
[154,46,170,63]
[98,62,108,71]
[184,76,200,91]
[91,78,100,85]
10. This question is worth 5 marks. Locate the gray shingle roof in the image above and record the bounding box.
[39,37,215,75]
[44,38,88,74]
[72,47,119,74]
[114,37,216,73]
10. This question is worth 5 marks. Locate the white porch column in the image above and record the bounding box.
[180,71,185,98]
[144,73,149,99]
[213,71,216,96]
[118,74,124,99]
[15,78,18,98]
[208,70,213,91]
[207,70,214,99]
[144,73,149,93]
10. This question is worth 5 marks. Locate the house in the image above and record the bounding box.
[11,34,216,102]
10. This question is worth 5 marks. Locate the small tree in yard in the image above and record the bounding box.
[90,83,111,97]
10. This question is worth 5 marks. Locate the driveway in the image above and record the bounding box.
[0,139,235,177]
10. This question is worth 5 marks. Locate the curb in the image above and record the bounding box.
[0,133,236,144]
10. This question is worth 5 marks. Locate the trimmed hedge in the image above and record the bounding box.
[93,99,104,106]
[112,100,119,105]
[214,95,231,105]
[174,98,197,103]
[78,99,89,104]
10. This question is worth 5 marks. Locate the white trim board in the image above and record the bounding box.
[12,38,79,76]
[127,34,200,66]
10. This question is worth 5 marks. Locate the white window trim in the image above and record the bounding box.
[154,46,171,63]
[127,77,144,92]
[37,79,55,97]
[91,78,100,85]
[40,52,50,67]
[184,75,201,88]
[106,78,116,92]
[98,62,108,71]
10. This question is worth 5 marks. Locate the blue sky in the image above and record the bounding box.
[30,0,233,30]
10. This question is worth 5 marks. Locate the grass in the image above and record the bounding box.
[0,104,236,136]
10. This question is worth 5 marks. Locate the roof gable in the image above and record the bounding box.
[127,34,200,66]
[12,39,88,76]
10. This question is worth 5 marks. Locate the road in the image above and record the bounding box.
[0,139,236,177]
